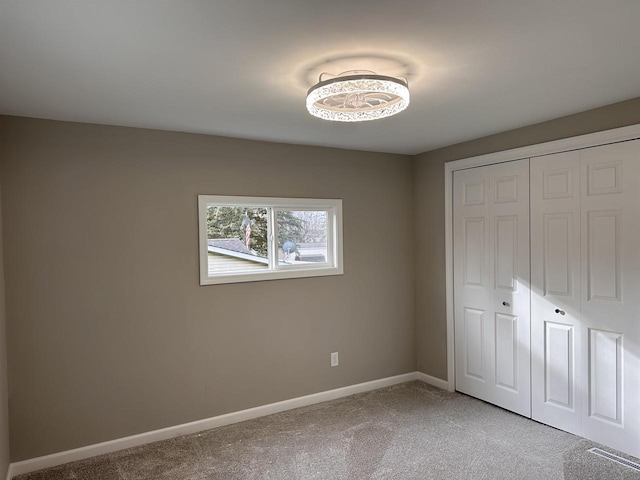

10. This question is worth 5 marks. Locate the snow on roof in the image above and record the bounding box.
[206,238,268,264]
[207,238,253,255]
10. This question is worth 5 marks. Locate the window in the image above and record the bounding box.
[198,195,343,285]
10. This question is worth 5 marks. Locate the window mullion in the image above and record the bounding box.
[269,207,278,271]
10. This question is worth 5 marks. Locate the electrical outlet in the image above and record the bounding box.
[331,352,339,367]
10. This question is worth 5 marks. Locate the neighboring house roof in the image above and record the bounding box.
[296,243,327,263]
[207,238,268,264]
[208,238,253,255]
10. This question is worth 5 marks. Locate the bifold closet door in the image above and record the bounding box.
[531,151,583,435]
[453,159,531,417]
[579,141,640,457]
[531,140,640,458]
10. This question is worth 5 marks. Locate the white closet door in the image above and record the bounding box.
[579,141,640,458]
[531,151,583,435]
[453,159,531,416]
[531,141,640,459]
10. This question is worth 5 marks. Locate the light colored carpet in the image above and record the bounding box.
[16,381,640,479]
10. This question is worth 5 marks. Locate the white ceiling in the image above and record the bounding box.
[1,1,639,155]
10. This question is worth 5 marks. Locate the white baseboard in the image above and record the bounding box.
[416,371,451,391]
[8,371,418,478]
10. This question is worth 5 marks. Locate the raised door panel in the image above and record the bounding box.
[544,322,575,409]
[495,175,518,203]
[544,168,573,199]
[495,313,518,391]
[463,218,485,287]
[495,216,517,292]
[531,150,582,435]
[586,211,621,302]
[464,180,485,206]
[587,161,622,196]
[464,308,485,380]
[588,329,623,425]
[543,213,573,297]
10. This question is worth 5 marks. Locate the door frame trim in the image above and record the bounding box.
[444,123,640,392]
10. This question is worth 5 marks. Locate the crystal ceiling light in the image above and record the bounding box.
[306,70,410,122]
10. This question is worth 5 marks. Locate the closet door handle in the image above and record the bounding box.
[502,301,510,307]
[555,308,566,315]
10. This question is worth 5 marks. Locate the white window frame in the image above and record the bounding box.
[198,195,343,285]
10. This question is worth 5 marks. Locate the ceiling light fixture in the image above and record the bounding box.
[306,70,410,122]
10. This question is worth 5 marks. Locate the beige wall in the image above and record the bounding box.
[414,96,640,380]
[0,178,10,477]
[0,116,416,461]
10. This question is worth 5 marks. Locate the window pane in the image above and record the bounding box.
[277,210,328,266]
[206,206,269,275]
